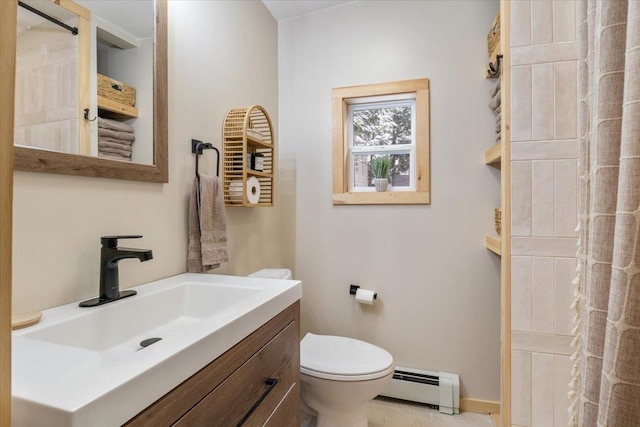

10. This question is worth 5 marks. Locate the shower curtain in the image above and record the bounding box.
[570,0,640,426]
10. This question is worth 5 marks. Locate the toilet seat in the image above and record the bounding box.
[300,333,394,381]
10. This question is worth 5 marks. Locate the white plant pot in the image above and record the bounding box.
[373,178,389,192]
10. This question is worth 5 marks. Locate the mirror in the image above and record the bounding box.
[13,0,167,183]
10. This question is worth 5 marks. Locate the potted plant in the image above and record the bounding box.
[371,156,391,192]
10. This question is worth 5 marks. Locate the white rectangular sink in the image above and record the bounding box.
[12,273,302,427]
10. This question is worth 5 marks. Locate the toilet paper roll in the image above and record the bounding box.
[246,176,261,204]
[228,177,261,204]
[355,288,376,305]
[228,180,244,204]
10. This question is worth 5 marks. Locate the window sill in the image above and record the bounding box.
[332,191,430,205]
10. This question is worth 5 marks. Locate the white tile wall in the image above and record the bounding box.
[531,161,554,236]
[512,350,533,427]
[531,64,555,141]
[554,257,577,335]
[531,353,554,427]
[511,237,578,257]
[512,161,533,235]
[511,66,533,142]
[553,0,577,43]
[554,61,578,139]
[511,140,579,160]
[512,256,533,332]
[511,41,578,66]
[531,1,553,45]
[553,355,573,426]
[511,332,573,356]
[510,1,579,425]
[554,160,578,237]
[510,0,532,47]
[532,257,554,333]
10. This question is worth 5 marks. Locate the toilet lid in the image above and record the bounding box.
[300,333,394,380]
[248,269,292,280]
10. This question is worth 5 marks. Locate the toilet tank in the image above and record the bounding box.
[248,269,292,280]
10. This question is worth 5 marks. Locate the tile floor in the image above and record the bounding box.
[367,397,496,427]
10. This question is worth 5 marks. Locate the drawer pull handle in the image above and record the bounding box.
[236,378,278,426]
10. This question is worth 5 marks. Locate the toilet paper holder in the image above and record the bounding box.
[349,285,377,300]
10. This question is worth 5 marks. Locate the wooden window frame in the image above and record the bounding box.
[332,78,430,205]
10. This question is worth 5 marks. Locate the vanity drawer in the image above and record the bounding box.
[174,321,297,426]
[124,302,300,427]
[263,383,300,427]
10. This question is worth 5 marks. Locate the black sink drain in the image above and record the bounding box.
[139,337,162,348]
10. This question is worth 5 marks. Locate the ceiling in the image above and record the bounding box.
[17,0,153,39]
[262,0,352,21]
[75,0,154,39]
[19,1,349,35]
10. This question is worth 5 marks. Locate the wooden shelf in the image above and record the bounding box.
[11,311,42,330]
[98,95,138,119]
[247,170,273,179]
[247,135,272,149]
[223,105,275,207]
[485,142,501,168]
[485,235,502,256]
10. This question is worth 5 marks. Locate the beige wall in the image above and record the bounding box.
[12,1,282,313]
[279,0,502,400]
[509,1,578,426]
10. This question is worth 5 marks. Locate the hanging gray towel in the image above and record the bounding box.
[488,89,501,111]
[187,175,229,272]
[489,77,501,98]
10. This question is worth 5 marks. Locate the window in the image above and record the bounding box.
[332,79,430,205]
[349,99,415,191]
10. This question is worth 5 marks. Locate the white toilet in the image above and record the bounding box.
[249,269,394,427]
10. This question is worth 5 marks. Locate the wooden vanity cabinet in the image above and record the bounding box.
[124,302,300,426]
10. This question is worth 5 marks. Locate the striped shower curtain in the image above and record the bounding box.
[570,0,640,426]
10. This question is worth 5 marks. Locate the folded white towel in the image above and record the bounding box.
[247,128,266,141]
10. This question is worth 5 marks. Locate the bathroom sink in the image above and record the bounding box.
[23,282,259,352]
[12,273,302,427]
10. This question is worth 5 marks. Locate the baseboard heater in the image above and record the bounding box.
[379,367,460,415]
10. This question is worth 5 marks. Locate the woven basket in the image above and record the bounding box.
[494,207,502,235]
[487,10,501,56]
[97,73,136,107]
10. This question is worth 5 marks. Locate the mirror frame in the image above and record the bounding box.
[13,0,168,183]
[0,0,16,423]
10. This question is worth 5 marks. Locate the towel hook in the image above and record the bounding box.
[84,108,97,122]
[191,139,220,179]
[487,54,503,77]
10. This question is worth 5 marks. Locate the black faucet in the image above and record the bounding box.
[79,235,153,307]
